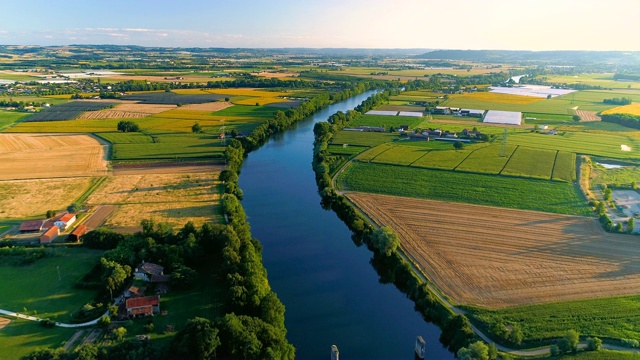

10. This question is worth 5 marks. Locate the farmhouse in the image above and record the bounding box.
[40,226,59,243]
[125,295,160,317]
[458,109,485,118]
[19,220,44,233]
[483,110,522,125]
[124,285,145,298]
[409,133,430,141]
[134,262,165,282]
[431,106,451,115]
[54,213,76,231]
[68,224,87,242]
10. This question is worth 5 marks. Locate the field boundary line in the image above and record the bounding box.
[369,144,395,162]
[452,146,480,171]
[408,150,430,167]
[549,150,560,181]
[498,145,519,176]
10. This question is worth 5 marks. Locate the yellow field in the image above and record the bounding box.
[0,177,93,218]
[602,103,640,116]
[86,172,221,228]
[453,92,543,105]
[204,89,291,97]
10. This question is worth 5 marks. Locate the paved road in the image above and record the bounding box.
[0,309,107,328]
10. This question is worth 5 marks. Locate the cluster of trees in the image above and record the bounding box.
[614,73,640,81]
[601,113,640,130]
[456,341,498,360]
[22,340,159,360]
[603,97,632,105]
[549,330,601,356]
[116,120,140,132]
[0,98,49,108]
[313,93,478,353]
[0,244,51,265]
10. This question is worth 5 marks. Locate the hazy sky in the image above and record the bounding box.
[0,0,637,50]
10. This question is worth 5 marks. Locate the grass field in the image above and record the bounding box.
[508,132,640,160]
[213,104,278,119]
[466,294,640,344]
[349,114,424,129]
[371,145,427,166]
[339,162,589,215]
[111,133,225,160]
[590,162,640,188]
[331,131,398,147]
[0,320,77,359]
[543,73,640,90]
[0,247,103,320]
[501,147,557,180]
[0,111,30,130]
[552,152,578,182]
[455,144,517,174]
[411,148,472,170]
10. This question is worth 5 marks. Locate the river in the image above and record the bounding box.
[239,91,454,359]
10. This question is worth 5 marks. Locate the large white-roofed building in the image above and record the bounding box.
[483,110,522,125]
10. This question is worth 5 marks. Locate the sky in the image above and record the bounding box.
[0,0,637,51]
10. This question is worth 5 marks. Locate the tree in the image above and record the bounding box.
[370,227,399,256]
[117,120,140,133]
[98,315,111,328]
[587,337,602,351]
[101,258,131,299]
[171,317,220,360]
[113,326,127,342]
[547,94,552,99]
[550,345,560,356]
[46,210,56,218]
[507,323,523,345]
[633,180,638,190]
[573,115,581,121]
[192,122,202,133]
[224,97,230,102]
[457,341,489,360]
[75,344,100,360]
[604,187,612,201]
[67,202,82,213]
[453,141,464,150]
[628,217,635,233]
[558,330,579,353]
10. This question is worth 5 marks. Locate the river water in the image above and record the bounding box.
[239,91,454,359]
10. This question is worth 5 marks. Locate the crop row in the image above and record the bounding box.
[339,162,590,215]
[24,101,118,122]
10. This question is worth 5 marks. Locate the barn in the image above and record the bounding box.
[483,110,522,125]
[40,226,59,243]
[68,224,87,242]
[19,220,44,233]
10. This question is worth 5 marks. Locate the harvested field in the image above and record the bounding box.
[347,192,640,308]
[112,162,223,176]
[577,110,601,122]
[181,101,233,111]
[82,205,118,230]
[256,71,298,78]
[77,102,175,119]
[86,172,221,228]
[0,177,92,218]
[0,133,108,180]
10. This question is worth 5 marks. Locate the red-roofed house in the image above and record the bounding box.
[68,224,87,242]
[40,226,59,243]
[125,295,160,317]
[54,214,76,231]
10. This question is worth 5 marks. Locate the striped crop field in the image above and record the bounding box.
[203,89,292,98]
[455,144,517,174]
[602,103,640,116]
[500,147,556,180]
[331,131,397,147]
[508,132,640,160]
[551,151,577,182]
[356,143,395,162]
[371,145,428,166]
[411,149,472,170]
[233,97,290,106]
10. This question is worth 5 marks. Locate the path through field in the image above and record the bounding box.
[347,192,640,308]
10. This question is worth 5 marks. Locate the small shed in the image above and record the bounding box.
[40,226,60,243]
[68,224,87,242]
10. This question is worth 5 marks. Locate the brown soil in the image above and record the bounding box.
[82,205,118,230]
[577,110,601,122]
[347,192,640,308]
[77,103,176,119]
[112,162,223,176]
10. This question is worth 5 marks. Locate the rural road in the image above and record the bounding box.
[332,158,638,356]
[0,308,106,328]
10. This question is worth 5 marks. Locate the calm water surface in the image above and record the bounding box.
[239,91,454,359]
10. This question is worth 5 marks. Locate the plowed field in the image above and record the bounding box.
[77,103,175,119]
[0,133,108,180]
[347,192,640,308]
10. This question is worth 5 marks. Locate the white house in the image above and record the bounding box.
[54,213,76,231]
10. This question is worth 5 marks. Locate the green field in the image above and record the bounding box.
[214,104,278,118]
[349,114,424,129]
[558,351,640,360]
[465,295,640,346]
[552,152,578,182]
[501,147,557,180]
[543,74,640,90]
[339,162,589,215]
[0,111,30,130]
[443,94,614,115]
[111,133,226,160]
[356,143,395,161]
[331,130,398,147]
[455,144,517,174]
[327,144,369,156]
[371,145,428,166]
[0,247,103,321]
[411,148,472,170]
[0,320,77,359]
[590,162,640,188]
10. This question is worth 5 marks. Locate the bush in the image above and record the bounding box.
[587,336,602,351]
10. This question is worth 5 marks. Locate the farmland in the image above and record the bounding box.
[85,171,222,228]
[348,114,424,129]
[347,193,640,307]
[23,101,119,122]
[330,131,398,147]
[0,133,108,180]
[500,147,557,180]
[339,162,589,215]
[76,102,176,119]
[0,110,30,130]
[122,92,225,104]
[602,103,640,116]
